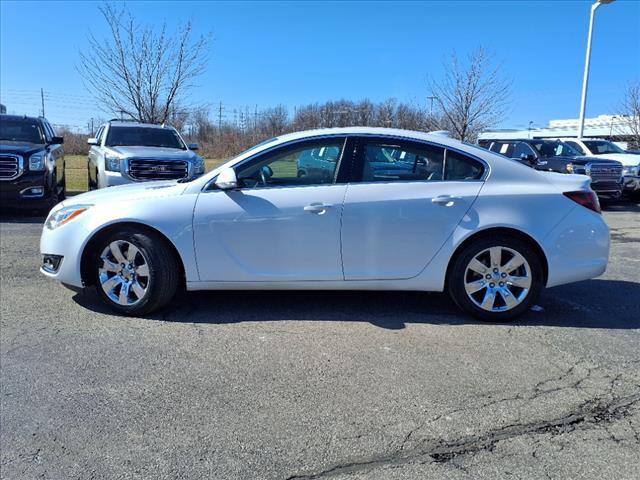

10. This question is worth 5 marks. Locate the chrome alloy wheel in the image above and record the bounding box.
[98,241,150,306]
[464,246,532,312]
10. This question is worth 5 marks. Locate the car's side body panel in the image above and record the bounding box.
[40,184,199,287]
[40,127,611,298]
[192,184,348,281]
[341,181,483,280]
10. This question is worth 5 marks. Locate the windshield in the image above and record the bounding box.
[583,140,625,155]
[0,118,45,143]
[106,126,185,149]
[530,140,580,158]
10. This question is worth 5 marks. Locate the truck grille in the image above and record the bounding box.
[0,155,22,181]
[588,163,623,183]
[128,158,188,181]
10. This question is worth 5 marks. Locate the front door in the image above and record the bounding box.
[193,137,352,282]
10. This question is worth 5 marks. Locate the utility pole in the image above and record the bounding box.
[427,96,437,115]
[578,0,615,139]
[40,88,45,117]
[254,105,258,140]
[218,101,224,133]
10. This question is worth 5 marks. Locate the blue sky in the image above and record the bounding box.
[1,0,639,131]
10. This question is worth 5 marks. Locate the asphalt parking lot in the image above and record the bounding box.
[1,203,639,480]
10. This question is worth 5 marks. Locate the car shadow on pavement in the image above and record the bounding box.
[72,279,640,330]
[0,211,46,224]
[601,200,640,213]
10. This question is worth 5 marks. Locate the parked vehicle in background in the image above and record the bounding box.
[87,120,205,189]
[0,114,65,211]
[40,127,610,322]
[481,138,623,199]
[559,138,640,201]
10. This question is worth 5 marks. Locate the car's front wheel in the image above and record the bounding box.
[92,228,179,316]
[447,235,544,321]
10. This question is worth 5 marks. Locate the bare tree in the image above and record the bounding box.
[429,48,511,142]
[78,3,210,124]
[618,80,640,149]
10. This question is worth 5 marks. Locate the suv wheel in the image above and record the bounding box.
[447,235,543,321]
[92,228,179,316]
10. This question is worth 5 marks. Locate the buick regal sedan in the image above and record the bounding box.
[40,128,609,321]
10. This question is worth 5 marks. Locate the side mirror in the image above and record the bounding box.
[51,136,64,145]
[87,137,99,146]
[188,143,199,151]
[214,167,238,190]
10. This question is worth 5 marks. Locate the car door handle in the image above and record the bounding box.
[304,203,332,214]
[432,195,462,206]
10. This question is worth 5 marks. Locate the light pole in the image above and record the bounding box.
[578,0,615,139]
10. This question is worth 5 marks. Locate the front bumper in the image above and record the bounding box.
[0,171,54,209]
[590,179,623,197]
[40,216,89,288]
[623,175,640,193]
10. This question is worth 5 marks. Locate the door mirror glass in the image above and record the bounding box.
[51,136,64,145]
[87,137,99,146]
[214,167,238,190]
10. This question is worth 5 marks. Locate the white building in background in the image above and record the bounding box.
[479,114,637,148]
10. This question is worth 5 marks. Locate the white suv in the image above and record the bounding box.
[559,138,640,199]
[87,120,205,189]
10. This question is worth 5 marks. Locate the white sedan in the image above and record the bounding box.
[40,128,609,321]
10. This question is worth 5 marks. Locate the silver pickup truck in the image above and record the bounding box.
[87,120,205,189]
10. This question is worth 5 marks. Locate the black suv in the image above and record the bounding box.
[0,115,65,211]
[479,138,623,198]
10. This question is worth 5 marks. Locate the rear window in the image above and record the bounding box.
[0,118,45,144]
[105,126,185,149]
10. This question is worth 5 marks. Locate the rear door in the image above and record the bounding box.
[340,137,485,280]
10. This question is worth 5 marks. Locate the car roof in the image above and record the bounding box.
[0,114,46,123]
[263,127,476,151]
[107,120,175,129]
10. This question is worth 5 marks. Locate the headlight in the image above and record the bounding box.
[622,165,640,176]
[45,204,92,230]
[29,153,46,171]
[566,163,586,174]
[193,156,205,175]
[105,156,122,172]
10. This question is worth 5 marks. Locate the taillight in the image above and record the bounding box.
[563,190,601,214]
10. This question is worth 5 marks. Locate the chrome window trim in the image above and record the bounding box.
[355,133,490,182]
[203,134,351,192]
[203,133,491,192]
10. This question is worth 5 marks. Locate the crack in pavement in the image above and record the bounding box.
[285,393,640,480]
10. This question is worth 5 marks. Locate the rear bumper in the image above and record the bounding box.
[543,205,609,288]
[0,171,54,209]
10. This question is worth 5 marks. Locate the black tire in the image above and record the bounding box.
[447,235,544,322]
[58,174,66,201]
[92,228,180,316]
[87,166,95,191]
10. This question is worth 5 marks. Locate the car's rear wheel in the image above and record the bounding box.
[92,228,179,316]
[447,235,544,321]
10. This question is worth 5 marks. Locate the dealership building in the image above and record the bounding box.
[479,114,638,148]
